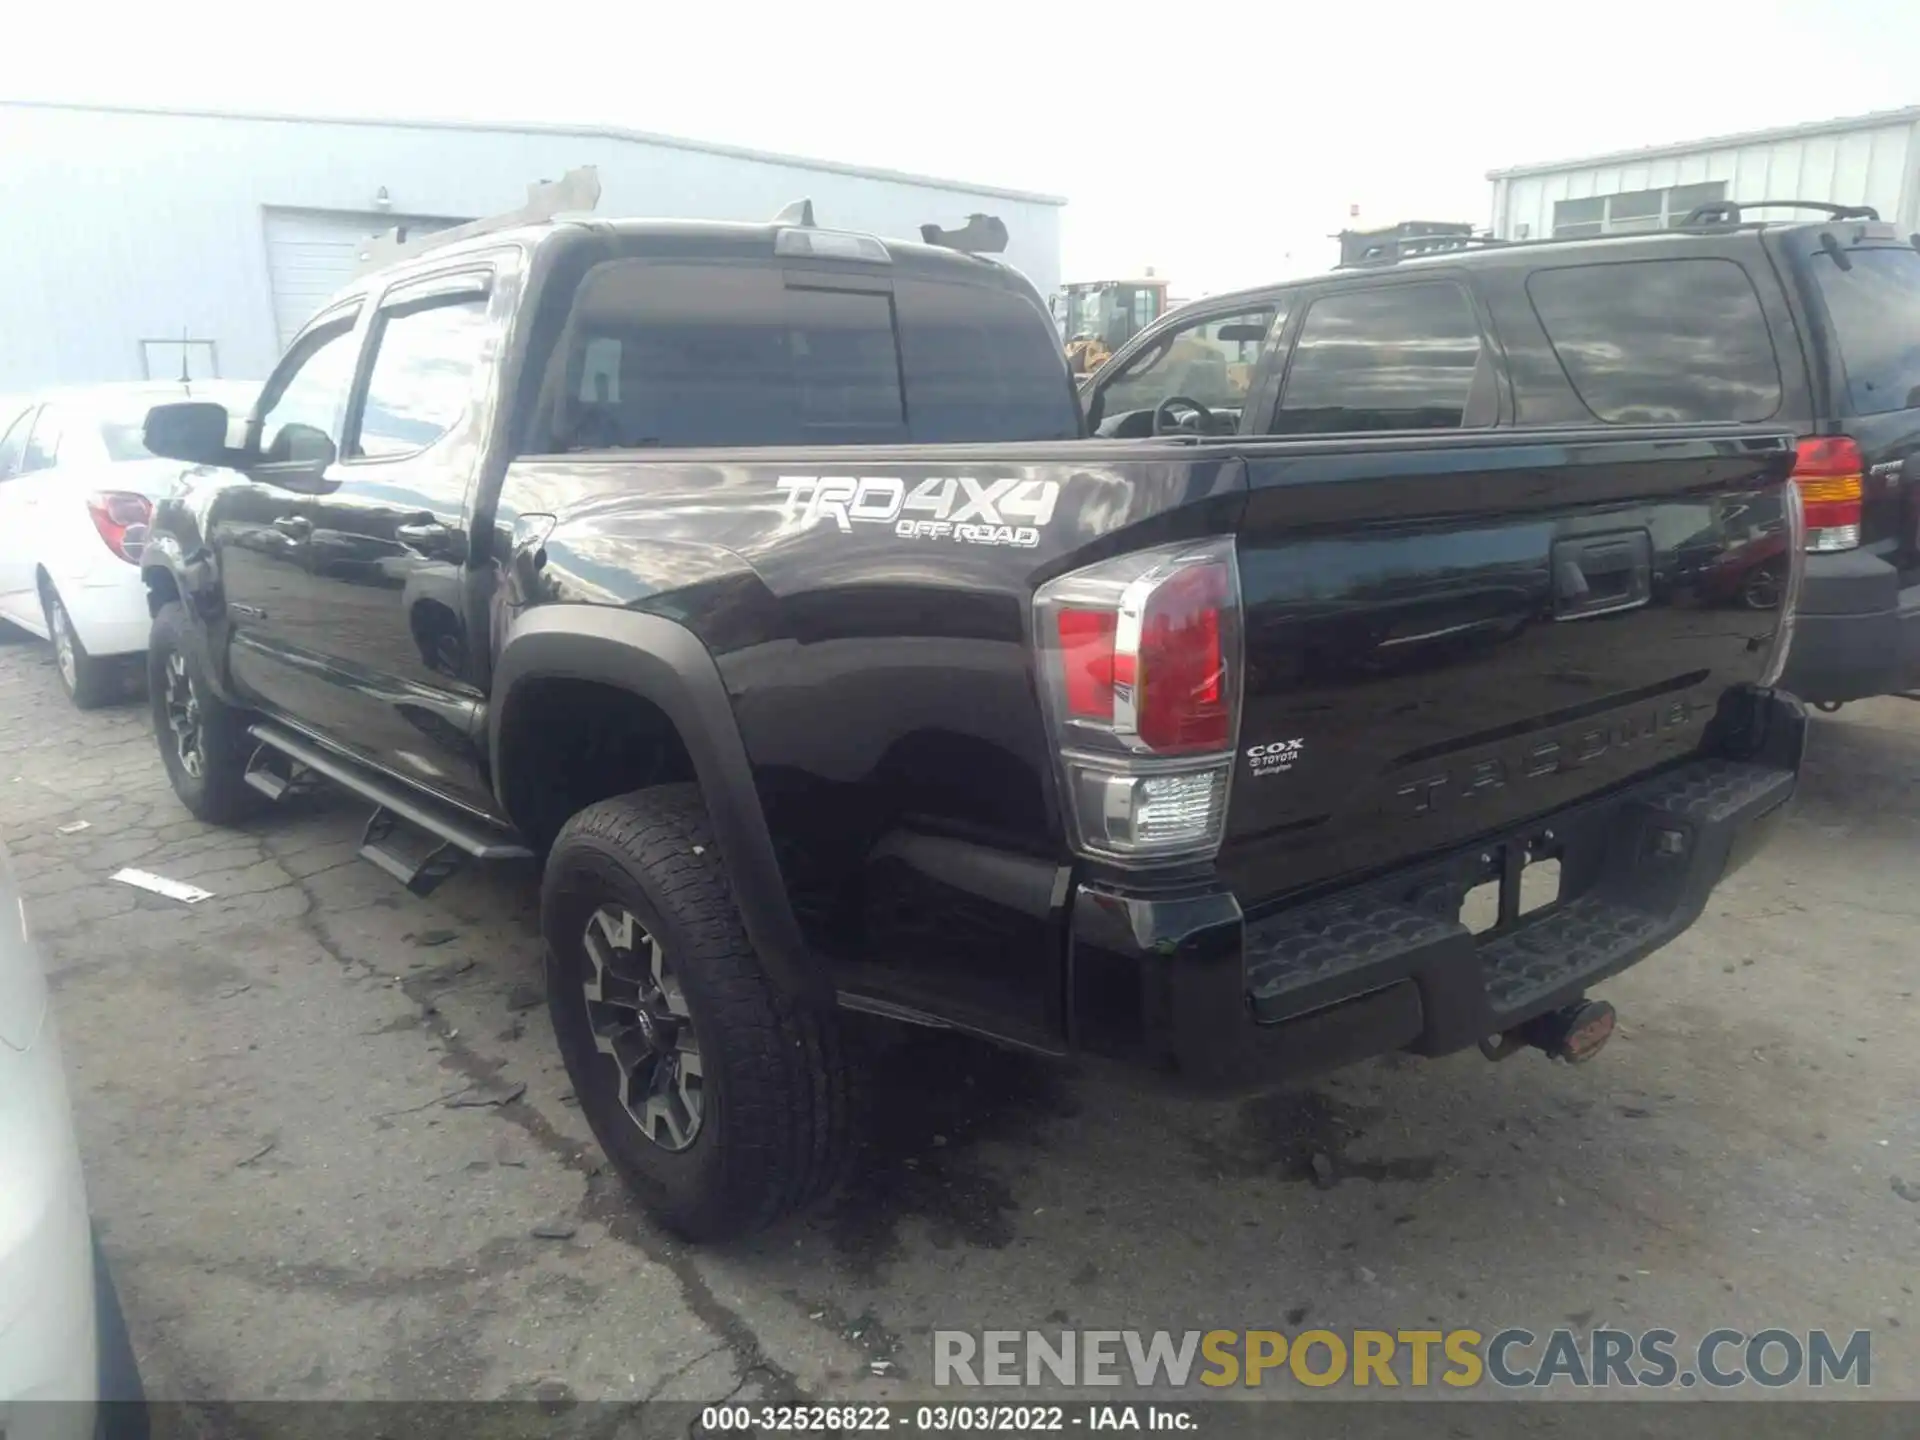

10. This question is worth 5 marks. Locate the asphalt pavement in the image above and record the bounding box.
[2,626,1915,1417]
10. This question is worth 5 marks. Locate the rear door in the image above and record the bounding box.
[1225,267,1795,904]
[1789,235,1920,576]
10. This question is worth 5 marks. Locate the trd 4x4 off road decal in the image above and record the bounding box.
[777,475,1060,548]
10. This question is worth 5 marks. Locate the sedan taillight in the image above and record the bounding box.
[85,492,153,564]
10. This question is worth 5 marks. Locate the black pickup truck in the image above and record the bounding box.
[138,205,1806,1239]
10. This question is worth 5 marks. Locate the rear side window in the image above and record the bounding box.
[1527,259,1782,423]
[1806,246,1920,416]
[539,262,901,450]
[21,406,63,472]
[0,407,32,478]
[893,277,1078,443]
[532,260,1075,451]
[1271,282,1488,434]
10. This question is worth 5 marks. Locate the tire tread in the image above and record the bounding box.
[546,784,855,1237]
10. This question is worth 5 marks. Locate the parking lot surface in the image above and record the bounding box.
[3,625,1916,1411]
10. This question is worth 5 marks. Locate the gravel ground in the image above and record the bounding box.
[3,625,1916,1416]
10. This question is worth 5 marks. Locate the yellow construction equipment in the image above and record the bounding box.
[1055,277,1171,376]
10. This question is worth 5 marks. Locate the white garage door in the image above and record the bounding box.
[263,209,464,348]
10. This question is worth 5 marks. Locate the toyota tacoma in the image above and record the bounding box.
[136,198,1807,1238]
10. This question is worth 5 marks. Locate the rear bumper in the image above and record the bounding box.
[1066,691,1806,1093]
[1779,549,1920,704]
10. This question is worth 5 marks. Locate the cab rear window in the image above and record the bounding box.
[529,259,1077,451]
[1807,245,1920,416]
[1526,258,1783,424]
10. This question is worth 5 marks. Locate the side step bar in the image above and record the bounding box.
[246,722,533,895]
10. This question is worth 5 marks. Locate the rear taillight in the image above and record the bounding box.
[1792,436,1863,552]
[85,492,152,564]
[1034,537,1242,865]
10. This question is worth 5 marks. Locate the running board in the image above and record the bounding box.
[243,744,325,802]
[246,722,533,895]
[360,807,467,896]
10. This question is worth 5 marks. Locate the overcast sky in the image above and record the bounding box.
[11,0,1918,295]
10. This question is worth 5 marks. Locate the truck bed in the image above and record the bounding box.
[499,424,1797,1048]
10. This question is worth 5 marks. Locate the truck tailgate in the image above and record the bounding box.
[1221,429,1798,906]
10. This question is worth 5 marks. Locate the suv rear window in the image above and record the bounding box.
[1806,245,1920,416]
[1526,259,1782,424]
[532,259,1076,451]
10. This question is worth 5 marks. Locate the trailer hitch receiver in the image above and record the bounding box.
[1480,998,1617,1064]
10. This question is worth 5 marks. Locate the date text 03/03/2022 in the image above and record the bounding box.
[699,1404,1193,1432]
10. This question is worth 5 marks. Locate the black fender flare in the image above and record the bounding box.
[138,553,242,706]
[490,606,827,1004]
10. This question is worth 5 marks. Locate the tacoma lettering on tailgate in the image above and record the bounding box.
[1395,699,1704,815]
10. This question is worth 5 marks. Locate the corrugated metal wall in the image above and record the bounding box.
[1491,116,1920,240]
[0,105,1064,390]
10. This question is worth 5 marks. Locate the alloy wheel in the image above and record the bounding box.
[580,904,704,1151]
[163,651,205,778]
[49,599,77,690]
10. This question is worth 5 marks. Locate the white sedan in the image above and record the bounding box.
[0,383,256,708]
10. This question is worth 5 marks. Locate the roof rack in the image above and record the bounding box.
[1335,220,1505,268]
[919,213,1008,255]
[1680,199,1881,227]
[353,166,602,276]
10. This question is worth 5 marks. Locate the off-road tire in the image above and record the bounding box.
[542,784,857,1240]
[43,586,120,710]
[148,601,263,825]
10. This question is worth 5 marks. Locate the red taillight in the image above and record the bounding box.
[1135,561,1229,752]
[86,492,152,564]
[1033,538,1242,865]
[1056,607,1118,720]
[1792,436,1863,552]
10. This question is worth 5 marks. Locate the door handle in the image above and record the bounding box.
[272,515,312,539]
[1552,531,1652,620]
[396,520,453,550]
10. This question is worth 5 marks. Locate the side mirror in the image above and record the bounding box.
[266,422,337,469]
[144,402,232,466]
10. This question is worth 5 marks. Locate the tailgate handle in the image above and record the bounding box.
[1553,532,1651,621]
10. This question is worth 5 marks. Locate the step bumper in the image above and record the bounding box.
[1066,692,1806,1092]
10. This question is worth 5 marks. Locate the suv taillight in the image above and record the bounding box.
[1793,436,1863,552]
[1033,537,1242,865]
[85,491,153,564]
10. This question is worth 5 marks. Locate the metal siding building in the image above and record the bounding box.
[0,102,1065,391]
[1488,105,1920,242]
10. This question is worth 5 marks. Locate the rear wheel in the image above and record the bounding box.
[541,784,856,1240]
[44,588,120,709]
[147,601,262,824]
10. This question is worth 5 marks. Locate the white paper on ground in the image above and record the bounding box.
[110,868,214,904]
